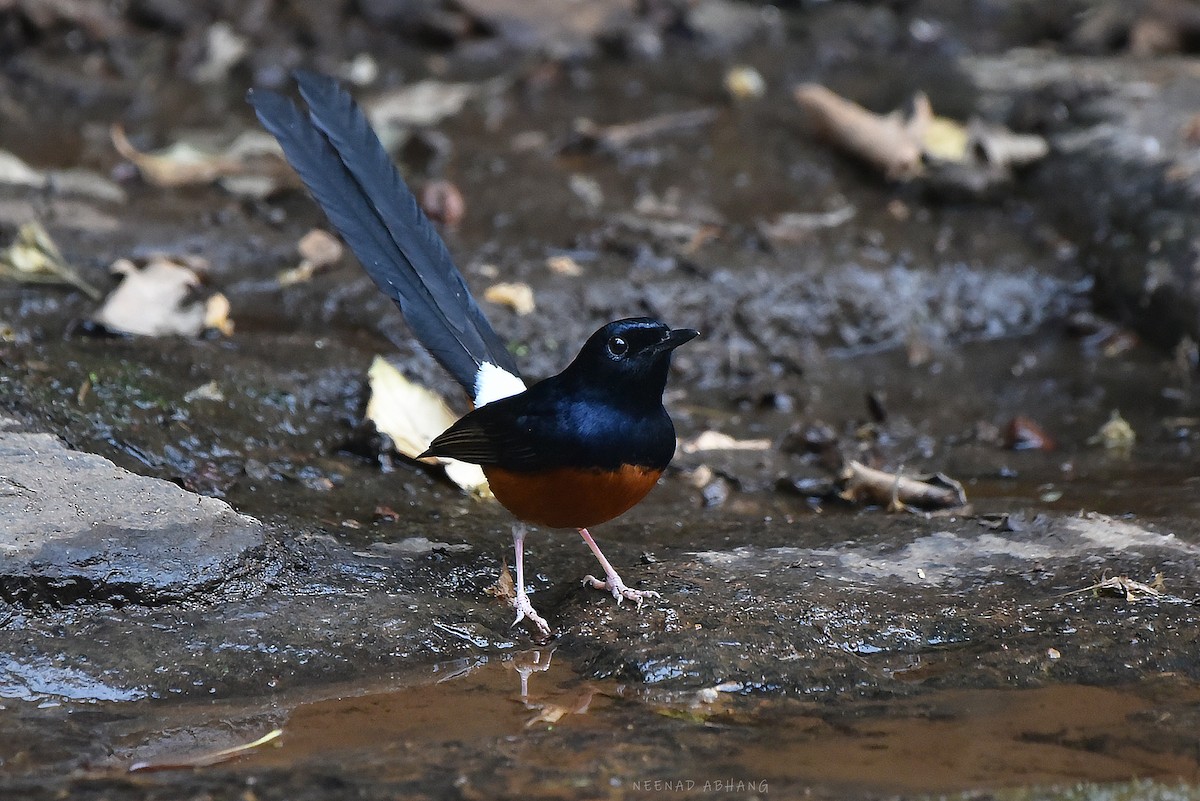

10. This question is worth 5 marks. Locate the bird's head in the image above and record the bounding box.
[564,317,698,403]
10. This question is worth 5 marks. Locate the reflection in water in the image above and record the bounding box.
[16,652,1200,797]
[509,648,553,697]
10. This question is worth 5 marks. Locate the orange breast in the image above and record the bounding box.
[483,465,664,529]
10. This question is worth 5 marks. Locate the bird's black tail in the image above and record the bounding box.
[248,70,521,395]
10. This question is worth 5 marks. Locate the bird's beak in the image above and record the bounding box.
[656,328,699,353]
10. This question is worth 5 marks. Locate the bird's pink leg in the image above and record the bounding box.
[511,524,551,637]
[578,528,661,605]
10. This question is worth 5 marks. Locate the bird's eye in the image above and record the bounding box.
[607,336,629,358]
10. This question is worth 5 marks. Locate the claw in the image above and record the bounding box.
[577,527,662,609]
[583,573,661,606]
[512,592,552,638]
[510,523,553,639]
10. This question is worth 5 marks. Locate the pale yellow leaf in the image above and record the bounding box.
[922,115,970,162]
[365,356,488,493]
[94,257,217,337]
[680,430,772,454]
[204,292,234,336]
[724,65,765,100]
[546,255,584,276]
[129,728,282,773]
[484,282,535,316]
[0,221,102,299]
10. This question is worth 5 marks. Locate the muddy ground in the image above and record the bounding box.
[1,1,1200,799]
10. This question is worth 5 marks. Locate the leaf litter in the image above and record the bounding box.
[794,83,1047,191]
[0,221,103,299]
[127,728,282,773]
[0,149,125,203]
[839,460,969,512]
[364,356,488,493]
[277,229,345,286]
[111,125,285,194]
[1060,572,1167,604]
[483,282,536,316]
[92,256,232,337]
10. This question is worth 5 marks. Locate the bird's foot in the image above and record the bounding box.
[582,572,661,606]
[512,592,553,639]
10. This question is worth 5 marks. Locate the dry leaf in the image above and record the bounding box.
[1062,573,1165,603]
[969,121,1049,169]
[484,282,535,316]
[632,188,724,226]
[94,257,227,337]
[1092,575,1163,602]
[298,229,343,266]
[0,150,46,189]
[568,108,718,153]
[278,229,344,286]
[112,125,238,187]
[488,559,516,600]
[680,431,772,454]
[794,84,929,180]
[46,168,127,203]
[276,263,317,287]
[724,65,765,100]
[795,83,1045,185]
[191,21,248,84]
[0,157,123,201]
[568,174,603,211]
[1089,410,1136,453]
[366,80,478,130]
[922,115,970,161]
[366,356,456,456]
[525,688,597,728]
[419,180,466,229]
[759,206,856,244]
[204,292,234,336]
[128,729,282,773]
[839,460,968,511]
[112,126,282,190]
[183,380,225,403]
[0,221,102,299]
[546,255,584,276]
[365,356,488,493]
[1004,415,1056,451]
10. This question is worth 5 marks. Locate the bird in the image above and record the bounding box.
[248,71,696,638]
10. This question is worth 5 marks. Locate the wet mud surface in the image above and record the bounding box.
[3,1,1200,799]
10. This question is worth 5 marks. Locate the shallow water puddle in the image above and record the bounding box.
[237,650,610,771]
[733,683,1200,794]
[110,653,1200,796]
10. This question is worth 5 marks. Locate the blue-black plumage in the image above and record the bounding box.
[424,318,697,472]
[248,72,521,398]
[249,73,697,639]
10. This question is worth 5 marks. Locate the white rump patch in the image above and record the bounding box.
[473,362,525,408]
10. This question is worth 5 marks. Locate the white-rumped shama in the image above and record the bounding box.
[249,72,697,637]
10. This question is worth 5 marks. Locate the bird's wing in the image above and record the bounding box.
[421,401,543,469]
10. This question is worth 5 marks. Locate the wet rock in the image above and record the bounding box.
[558,512,1200,696]
[725,263,1084,360]
[965,50,1200,351]
[0,417,267,607]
